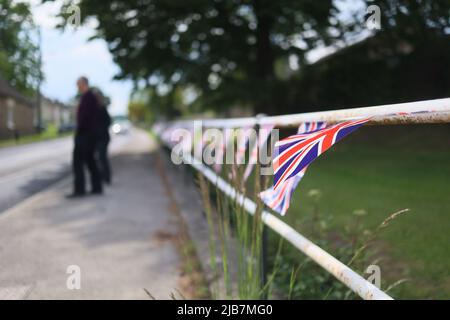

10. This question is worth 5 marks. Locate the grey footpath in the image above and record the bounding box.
[0,129,184,299]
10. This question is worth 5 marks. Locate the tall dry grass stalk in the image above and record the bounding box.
[347,208,410,267]
[196,136,277,299]
[197,173,219,298]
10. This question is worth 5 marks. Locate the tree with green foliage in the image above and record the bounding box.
[338,0,450,45]
[0,0,41,96]
[368,0,449,41]
[128,83,194,121]
[51,0,449,117]
[54,0,337,115]
[282,0,450,113]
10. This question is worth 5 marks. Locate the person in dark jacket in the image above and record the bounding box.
[92,88,112,184]
[67,76,103,198]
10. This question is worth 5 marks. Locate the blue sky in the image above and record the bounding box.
[29,0,132,116]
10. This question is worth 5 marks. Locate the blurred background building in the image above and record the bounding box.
[0,76,75,140]
[0,77,35,140]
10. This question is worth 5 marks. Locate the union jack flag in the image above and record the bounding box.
[235,126,253,165]
[161,126,176,147]
[259,121,326,215]
[260,170,304,215]
[229,126,253,180]
[213,129,233,172]
[297,121,327,134]
[273,117,370,190]
[243,124,274,181]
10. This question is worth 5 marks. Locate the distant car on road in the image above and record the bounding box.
[111,116,131,135]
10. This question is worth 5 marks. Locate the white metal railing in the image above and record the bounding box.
[155,97,450,300]
[169,97,450,128]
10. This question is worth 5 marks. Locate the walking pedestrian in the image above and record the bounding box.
[67,76,103,198]
[92,88,112,185]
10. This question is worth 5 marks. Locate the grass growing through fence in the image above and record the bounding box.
[275,124,450,299]
[198,162,270,299]
[190,123,449,299]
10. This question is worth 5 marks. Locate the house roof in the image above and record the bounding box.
[41,95,74,110]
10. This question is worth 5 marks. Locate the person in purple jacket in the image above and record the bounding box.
[67,76,103,198]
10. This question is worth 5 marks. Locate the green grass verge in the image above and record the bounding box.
[278,124,450,299]
[0,125,72,148]
[154,122,449,299]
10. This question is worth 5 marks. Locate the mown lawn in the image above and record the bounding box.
[277,124,450,299]
[0,125,71,148]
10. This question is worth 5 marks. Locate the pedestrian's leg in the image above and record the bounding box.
[98,140,111,184]
[86,140,103,193]
[73,138,86,194]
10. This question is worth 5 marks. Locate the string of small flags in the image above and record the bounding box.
[259,121,326,215]
[157,109,436,216]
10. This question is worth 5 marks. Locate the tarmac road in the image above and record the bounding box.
[0,133,130,213]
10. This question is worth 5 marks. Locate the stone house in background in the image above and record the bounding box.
[0,77,36,140]
[0,77,75,140]
[41,96,74,129]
